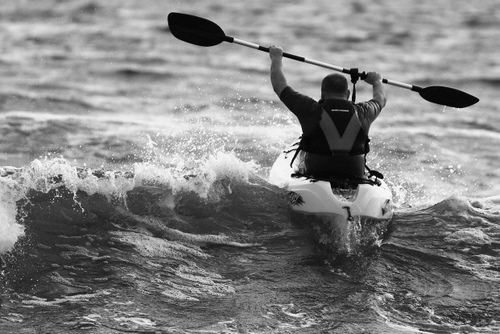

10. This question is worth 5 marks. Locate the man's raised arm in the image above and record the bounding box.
[269,45,288,96]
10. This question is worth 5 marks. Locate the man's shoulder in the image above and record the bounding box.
[280,86,317,105]
[280,86,303,99]
[355,99,382,115]
[279,86,319,118]
[355,99,382,110]
[355,99,383,125]
[278,86,293,99]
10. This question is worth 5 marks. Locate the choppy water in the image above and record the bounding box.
[1,0,499,333]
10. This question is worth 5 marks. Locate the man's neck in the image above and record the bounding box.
[323,93,347,100]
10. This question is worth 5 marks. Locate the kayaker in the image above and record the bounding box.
[269,45,387,179]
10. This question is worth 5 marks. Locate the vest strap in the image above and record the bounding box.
[349,68,359,103]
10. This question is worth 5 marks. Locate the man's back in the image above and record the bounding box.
[268,45,387,177]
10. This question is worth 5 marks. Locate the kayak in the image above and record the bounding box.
[269,141,394,223]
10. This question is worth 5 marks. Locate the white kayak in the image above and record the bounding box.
[269,142,394,222]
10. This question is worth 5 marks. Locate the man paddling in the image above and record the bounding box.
[269,45,387,179]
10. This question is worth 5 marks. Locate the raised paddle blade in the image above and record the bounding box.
[168,12,226,47]
[419,86,479,108]
[168,12,480,109]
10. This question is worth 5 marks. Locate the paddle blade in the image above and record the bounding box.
[419,86,479,108]
[168,12,226,47]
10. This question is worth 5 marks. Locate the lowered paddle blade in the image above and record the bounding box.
[419,86,479,108]
[168,12,226,47]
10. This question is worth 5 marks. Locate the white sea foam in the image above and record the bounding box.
[21,290,111,307]
[0,170,26,254]
[0,152,257,254]
[444,228,491,245]
[0,157,136,254]
[134,151,258,200]
[0,200,24,254]
[113,317,156,327]
[112,231,209,259]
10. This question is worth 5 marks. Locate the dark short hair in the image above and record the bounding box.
[321,74,348,94]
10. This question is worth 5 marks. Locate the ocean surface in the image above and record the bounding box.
[1,0,499,333]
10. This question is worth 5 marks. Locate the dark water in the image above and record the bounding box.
[1,169,499,333]
[1,0,500,333]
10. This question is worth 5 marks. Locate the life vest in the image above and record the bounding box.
[301,99,370,156]
[290,99,370,178]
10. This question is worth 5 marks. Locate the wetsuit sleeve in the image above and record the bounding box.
[355,99,382,129]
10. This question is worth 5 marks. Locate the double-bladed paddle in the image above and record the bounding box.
[167,12,479,108]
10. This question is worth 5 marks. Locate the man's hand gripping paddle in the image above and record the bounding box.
[167,12,479,108]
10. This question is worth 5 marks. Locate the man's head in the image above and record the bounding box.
[321,74,350,100]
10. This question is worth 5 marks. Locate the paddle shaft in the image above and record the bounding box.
[225,35,422,92]
[167,12,478,107]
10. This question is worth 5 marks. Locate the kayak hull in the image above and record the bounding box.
[269,142,394,222]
